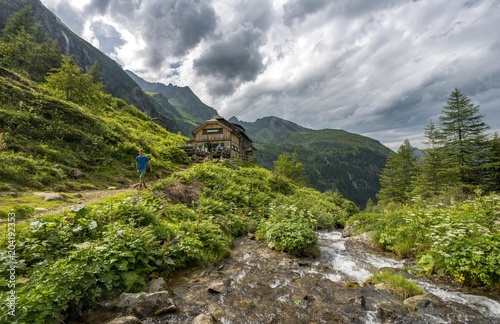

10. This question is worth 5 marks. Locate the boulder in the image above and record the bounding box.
[207,281,227,294]
[342,224,356,237]
[105,316,142,324]
[147,277,169,293]
[191,313,216,324]
[34,192,67,201]
[376,302,406,321]
[113,291,177,319]
[404,293,449,314]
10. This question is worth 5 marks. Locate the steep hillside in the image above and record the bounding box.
[0,0,175,130]
[126,70,218,136]
[0,66,188,191]
[230,116,392,207]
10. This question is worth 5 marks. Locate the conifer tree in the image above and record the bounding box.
[87,61,103,85]
[484,133,500,192]
[412,119,447,198]
[44,55,103,105]
[438,88,490,192]
[1,6,36,42]
[0,5,60,81]
[377,139,417,205]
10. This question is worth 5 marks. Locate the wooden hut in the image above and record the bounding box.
[183,115,256,161]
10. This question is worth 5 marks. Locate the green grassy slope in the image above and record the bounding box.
[0,67,188,192]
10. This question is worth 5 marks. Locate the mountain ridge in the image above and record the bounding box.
[125,70,218,135]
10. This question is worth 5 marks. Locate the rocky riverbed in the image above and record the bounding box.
[75,231,500,324]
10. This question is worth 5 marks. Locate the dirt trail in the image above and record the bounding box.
[33,188,136,218]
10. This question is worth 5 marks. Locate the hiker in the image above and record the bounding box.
[135,149,152,189]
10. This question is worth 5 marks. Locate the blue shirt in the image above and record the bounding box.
[136,155,149,171]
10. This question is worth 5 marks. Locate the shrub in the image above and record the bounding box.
[256,219,318,256]
[350,194,500,288]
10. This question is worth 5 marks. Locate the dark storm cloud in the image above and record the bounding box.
[193,25,266,96]
[39,0,500,149]
[85,0,218,69]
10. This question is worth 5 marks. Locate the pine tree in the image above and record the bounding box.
[438,88,490,192]
[412,119,447,198]
[483,133,500,192]
[377,140,417,205]
[1,6,36,42]
[87,61,103,85]
[0,5,61,81]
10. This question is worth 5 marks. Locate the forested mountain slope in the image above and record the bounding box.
[230,116,392,207]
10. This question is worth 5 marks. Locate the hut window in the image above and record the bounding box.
[204,128,223,134]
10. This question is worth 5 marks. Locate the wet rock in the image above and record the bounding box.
[191,313,216,324]
[377,302,406,321]
[147,278,169,293]
[207,281,227,294]
[342,224,356,237]
[105,316,142,324]
[296,260,311,266]
[346,231,384,253]
[355,295,366,309]
[403,293,465,319]
[112,291,177,319]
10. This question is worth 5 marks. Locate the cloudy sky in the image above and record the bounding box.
[40,0,500,150]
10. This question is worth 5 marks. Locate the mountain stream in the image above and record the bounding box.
[87,230,500,324]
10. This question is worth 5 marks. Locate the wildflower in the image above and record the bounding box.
[88,221,97,230]
[70,205,85,212]
[30,220,43,229]
[74,242,91,249]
